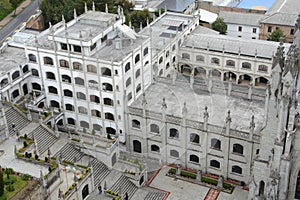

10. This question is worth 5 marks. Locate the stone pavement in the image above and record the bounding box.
[0,0,33,27]
[0,137,47,178]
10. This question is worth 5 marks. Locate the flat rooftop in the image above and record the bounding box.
[130,78,265,133]
[0,46,27,74]
[54,11,119,41]
[140,12,194,54]
[183,26,291,59]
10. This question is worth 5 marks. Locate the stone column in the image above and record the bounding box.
[248,82,253,100]
[176,164,181,175]
[190,68,194,88]
[196,170,202,182]
[228,74,232,96]
[225,110,231,136]
[249,115,255,141]
[208,71,213,93]
[203,106,209,131]
[182,102,187,167]
[161,98,168,163]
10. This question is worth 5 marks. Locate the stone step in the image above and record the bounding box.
[5,107,30,136]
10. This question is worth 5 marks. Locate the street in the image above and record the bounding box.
[0,0,40,46]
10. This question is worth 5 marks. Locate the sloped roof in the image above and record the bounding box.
[267,0,300,15]
[157,0,195,12]
[261,12,298,26]
[219,11,264,26]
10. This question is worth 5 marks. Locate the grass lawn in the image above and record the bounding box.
[0,174,28,200]
[0,0,25,21]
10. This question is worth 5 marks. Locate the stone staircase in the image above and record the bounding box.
[110,175,138,200]
[145,190,166,200]
[91,159,110,187]
[5,107,30,136]
[54,143,84,162]
[29,125,57,155]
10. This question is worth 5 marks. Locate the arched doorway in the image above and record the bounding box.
[255,77,269,88]
[259,181,265,196]
[38,101,44,108]
[211,69,222,80]
[22,84,28,95]
[56,119,63,126]
[238,74,252,85]
[195,66,206,79]
[295,171,300,199]
[82,184,89,199]
[223,72,237,82]
[133,140,142,153]
[181,64,192,75]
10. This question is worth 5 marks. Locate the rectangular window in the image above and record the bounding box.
[90,43,97,51]
[291,29,294,35]
[268,26,272,33]
[238,26,242,32]
[253,28,257,33]
[73,45,81,53]
[61,43,68,50]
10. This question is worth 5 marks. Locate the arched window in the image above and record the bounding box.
[211,138,221,150]
[80,121,89,129]
[50,100,59,108]
[232,165,242,174]
[226,60,235,67]
[88,80,98,89]
[143,47,149,56]
[210,160,220,168]
[211,57,220,65]
[135,54,140,64]
[48,86,58,94]
[135,69,141,78]
[190,133,200,144]
[78,106,87,114]
[159,69,163,76]
[75,77,84,86]
[62,75,71,83]
[159,57,163,64]
[133,140,142,153]
[150,124,159,133]
[166,51,169,58]
[76,92,86,100]
[28,54,37,63]
[12,71,20,80]
[182,53,190,60]
[105,112,114,121]
[32,83,41,90]
[106,127,116,134]
[46,72,55,80]
[73,62,82,71]
[258,65,268,72]
[67,118,76,125]
[103,98,114,106]
[31,69,39,77]
[172,44,176,51]
[259,181,265,196]
[172,56,176,63]
[136,83,141,93]
[63,89,73,97]
[127,92,132,101]
[65,104,74,111]
[91,109,101,118]
[126,77,131,87]
[233,143,244,155]
[242,62,251,69]
[132,119,141,129]
[125,62,131,72]
[59,59,69,68]
[22,65,29,73]
[144,61,149,66]
[12,89,19,98]
[93,124,102,132]
[102,83,113,91]
[0,78,8,88]
[196,55,205,62]
[87,64,97,73]
[166,62,170,69]
[151,145,160,152]
[90,95,100,103]
[190,155,199,163]
[101,67,111,76]
[170,150,179,158]
[170,128,179,138]
[43,57,53,65]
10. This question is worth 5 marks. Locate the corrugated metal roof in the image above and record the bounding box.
[219,11,264,26]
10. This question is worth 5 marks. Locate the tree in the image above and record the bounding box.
[9,0,20,15]
[5,168,13,179]
[212,17,227,35]
[268,28,285,42]
[129,9,152,30]
[0,171,3,197]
